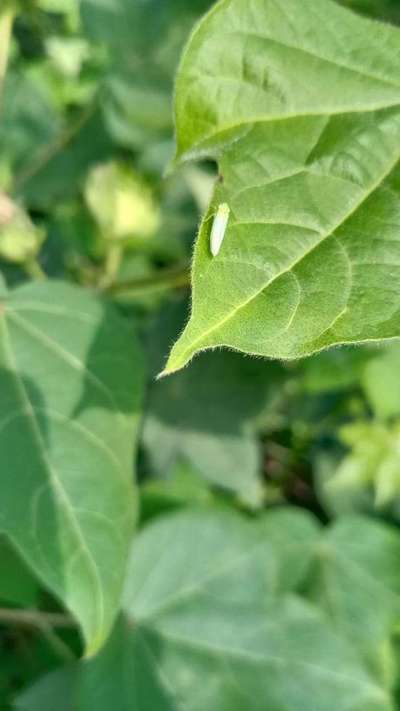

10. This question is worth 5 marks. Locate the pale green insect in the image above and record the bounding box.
[210,203,230,257]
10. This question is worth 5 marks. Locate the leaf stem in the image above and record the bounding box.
[0,1,15,108]
[24,258,47,281]
[99,243,123,289]
[108,263,191,296]
[0,607,76,629]
[0,607,78,662]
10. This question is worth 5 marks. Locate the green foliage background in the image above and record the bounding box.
[1,0,400,708]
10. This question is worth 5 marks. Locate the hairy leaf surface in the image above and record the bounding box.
[165,0,400,373]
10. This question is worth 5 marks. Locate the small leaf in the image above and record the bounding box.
[330,421,400,506]
[362,345,400,420]
[165,0,400,373]
[0,281,145,655]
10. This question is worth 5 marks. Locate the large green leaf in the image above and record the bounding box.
[74,508,389,711]
[0,280,144,655]
[164,0,400,374]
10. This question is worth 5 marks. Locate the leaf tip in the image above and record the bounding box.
[156,363,180,380]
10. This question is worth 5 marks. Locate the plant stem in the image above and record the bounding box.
[99,243,123,289]
[0,608,77,662]
[108,263,191,297]
[24,258,47,281]
[0,607,76,629]
[0,2,14,108]
[39,625,77,663]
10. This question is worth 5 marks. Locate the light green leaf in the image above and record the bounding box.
[362,345,400,420]
[0,281,144,655]
[75,509,389,711]
[330,421,400,507]
[310,516,400,680]
[140,459,215,521]
[164,0,400,374]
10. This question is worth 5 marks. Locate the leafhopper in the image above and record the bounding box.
[210,203,230,256]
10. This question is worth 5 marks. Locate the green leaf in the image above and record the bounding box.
[18,109,113,211]
[140,459,215,522]
[362,345,400,420]
[300,348,373,394]
[310,516,400,680]
[329,421,400,507]
[0,72,61,180]
[338,0,400,24]
[0,535,39,607]
[14,667,77,711]
[258,507,320,591]
[0,281,144,656]
[75,509,389,711]
[80,0,213,156]
[164,0,400,374]
[143,300,284,505]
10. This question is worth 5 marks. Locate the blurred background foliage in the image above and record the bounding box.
[2,0,400,708]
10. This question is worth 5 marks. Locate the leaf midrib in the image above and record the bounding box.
[0,310,105,638]
[141,624,387,701]
[177,103,400,161]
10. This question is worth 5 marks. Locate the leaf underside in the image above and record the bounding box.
[164,0,400,374]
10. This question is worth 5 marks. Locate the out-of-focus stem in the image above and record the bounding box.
[0,3,15,108]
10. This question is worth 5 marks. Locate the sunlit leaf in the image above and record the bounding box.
[165,0,400,374]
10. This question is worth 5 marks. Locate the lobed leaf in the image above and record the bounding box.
[75,509,389,711]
